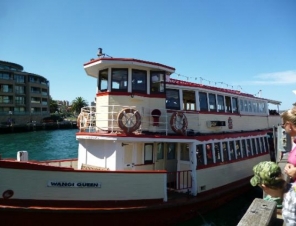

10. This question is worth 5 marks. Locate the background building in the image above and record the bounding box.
[0,60,50,124]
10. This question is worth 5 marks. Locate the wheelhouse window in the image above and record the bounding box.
[199,92,208,111]
[217,95,225,112]
[111,69,128,92]
[209,94,217,112]
[98,69,108,91]
[132,69,147,93]
[150,71,165,94]
[144,143,153,164]
[166,89,180,110]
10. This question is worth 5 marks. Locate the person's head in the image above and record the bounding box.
[250,161,285,195]
[281,108,296,136]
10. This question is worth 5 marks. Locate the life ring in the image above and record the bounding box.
[170,112,188,135]
[117,108,141,134]
[77,112,89,130]
[2,189,14,199]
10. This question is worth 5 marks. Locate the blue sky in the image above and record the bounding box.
[1,0,295,110]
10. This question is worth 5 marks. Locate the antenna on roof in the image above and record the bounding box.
[97,48,104,57]
[97,48,112,58]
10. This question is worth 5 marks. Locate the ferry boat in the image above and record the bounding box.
[0,49,282,225]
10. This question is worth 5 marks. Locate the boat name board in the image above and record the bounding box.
[47,181,101,188]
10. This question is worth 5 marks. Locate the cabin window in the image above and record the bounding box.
[98,69,108,91]
[199,92,208,111]
[167,143,176,160]
[225,96,232,112]
[214,142,222,162]
[206,143,213,164]
[232,98,238,113]
[217,95,225,112]
[157,143,164,160]
[222,142,229,161]
[209,94,217,112]
[196,144,204,165]
[132,69,147,93]
[235,140,241,159]
[183,90,196,110]
[246,139,252,155]
[166,89,180,110]
[180,144,189,161]
[253,102,258,113]
[111,68,128,92]
[244,100,248,112]
[252,138,257,154]
[229,141,235,160]
[239,99,244,112]
[144,143,153,164]
[260,137,265,153]
[241,140,247,157]
[256,138,261,153]
[150,71,165,93]
[248,101,252,112]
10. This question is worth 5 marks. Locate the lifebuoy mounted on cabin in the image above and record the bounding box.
[170,112,188,136]
[117,108,141,134]
[77,112,89,130]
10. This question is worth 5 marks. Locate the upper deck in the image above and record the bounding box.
[81,56,281,136]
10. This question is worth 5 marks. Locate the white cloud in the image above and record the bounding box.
[251,70,296,85]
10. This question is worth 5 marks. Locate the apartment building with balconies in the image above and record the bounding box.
[0,60,50,124]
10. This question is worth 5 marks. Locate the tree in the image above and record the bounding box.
[71,97,88,115]
[50,99,59,113]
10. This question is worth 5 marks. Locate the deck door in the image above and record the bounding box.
[154,143,165,170]
[166,143,177,172]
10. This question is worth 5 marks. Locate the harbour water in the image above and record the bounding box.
[0,130,261,226]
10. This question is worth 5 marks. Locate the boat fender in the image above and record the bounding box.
[117,108,141,134]
[170,112,188,136]
[2,190,14,199]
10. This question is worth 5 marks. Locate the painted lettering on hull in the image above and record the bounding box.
[47,181,101,188]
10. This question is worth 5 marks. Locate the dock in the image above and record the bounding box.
[0,121,78,134]
[238,126,292,226]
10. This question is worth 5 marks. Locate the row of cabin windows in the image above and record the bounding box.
[98,68,267,114]
[145,137,268,165]
[193,136,268,165]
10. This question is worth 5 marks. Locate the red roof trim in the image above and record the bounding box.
[84,58,175,71]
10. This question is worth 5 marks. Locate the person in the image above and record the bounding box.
[250,161,296,225]
[281,108,296,180]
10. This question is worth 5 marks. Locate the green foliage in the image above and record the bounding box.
[50,100,59,113]
[71,97,88,115]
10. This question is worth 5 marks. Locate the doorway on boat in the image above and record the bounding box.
[154,142,178,187]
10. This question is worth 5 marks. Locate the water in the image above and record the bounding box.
[0,130,260,225]
[0,130,78,160]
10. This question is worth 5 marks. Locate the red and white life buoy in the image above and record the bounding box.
[170,112,188,136]
[117,108,141,134]
[2,189,14,199]
[77,112,89,131]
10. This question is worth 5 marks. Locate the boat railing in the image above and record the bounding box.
[167,170,192,191]
[78,105,172,134]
